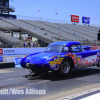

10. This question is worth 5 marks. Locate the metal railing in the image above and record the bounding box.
[16,15,100,28]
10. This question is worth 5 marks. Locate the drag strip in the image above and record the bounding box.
[0,66,100,100]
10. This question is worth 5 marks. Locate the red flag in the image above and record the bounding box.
[55,12,58,14]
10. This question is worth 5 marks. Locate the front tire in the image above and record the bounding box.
[53,59,72,76]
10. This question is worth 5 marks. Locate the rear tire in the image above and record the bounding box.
[53,59,72,77]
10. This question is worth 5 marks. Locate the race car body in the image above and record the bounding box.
[20,41,100,76]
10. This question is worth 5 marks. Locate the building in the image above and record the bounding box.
[0,0,15,14]
[0,0,16,18]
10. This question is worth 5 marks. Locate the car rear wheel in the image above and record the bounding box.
[53,59,72,76]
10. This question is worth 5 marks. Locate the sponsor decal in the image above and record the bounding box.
[71,15,79,22]
[92,59,95,61]
[70,55,73,57]
[50,55,56,59]
[74,60,77,64]
[91,46,100,50]
[96,57,99,59]
[0,49,3,54]
[48,57,64,65]
[77,57,80,60]
[82,17,90,24]
[65,54,69,56]
[4,50,15,53]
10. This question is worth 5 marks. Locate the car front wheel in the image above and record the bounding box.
[53,59,72,76]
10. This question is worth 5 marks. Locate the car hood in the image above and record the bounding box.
[28,52,62,64]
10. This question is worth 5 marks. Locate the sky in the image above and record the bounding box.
[9,0,100,25]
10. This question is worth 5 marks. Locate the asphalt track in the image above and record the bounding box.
[0,66,100,100]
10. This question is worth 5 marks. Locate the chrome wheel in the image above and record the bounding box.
[62,62,70,74]
[52,59,72,76]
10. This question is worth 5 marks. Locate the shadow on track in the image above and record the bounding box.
[27,67,100,81]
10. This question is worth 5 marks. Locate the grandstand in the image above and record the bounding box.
[0,17,99,47]
[0,0,99,47]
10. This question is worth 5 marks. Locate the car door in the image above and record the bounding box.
[70,44,93,68]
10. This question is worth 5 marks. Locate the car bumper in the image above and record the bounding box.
[26,63,49,73]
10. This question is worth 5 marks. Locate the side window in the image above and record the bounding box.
[70,45,81,52]
[63,46,69,52]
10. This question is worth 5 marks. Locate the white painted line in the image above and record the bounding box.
[27,80,50,85]
[56,87,100,100]
[0,70,14,73]
[79,93,100,100]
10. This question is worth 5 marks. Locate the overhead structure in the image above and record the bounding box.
[0,0,15,14]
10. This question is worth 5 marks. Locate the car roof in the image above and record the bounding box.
[49,41,81,47]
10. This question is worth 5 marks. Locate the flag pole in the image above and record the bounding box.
[55,12,58,22]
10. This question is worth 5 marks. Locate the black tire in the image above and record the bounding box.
[53,59,72,77]
[97,59,100,67]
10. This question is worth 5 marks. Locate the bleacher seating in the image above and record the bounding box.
[0,18,98,47]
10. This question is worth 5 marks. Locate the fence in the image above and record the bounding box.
[16,15,100,28]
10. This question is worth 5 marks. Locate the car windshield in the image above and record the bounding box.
[44,45,64,52]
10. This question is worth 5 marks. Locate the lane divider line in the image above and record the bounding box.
[56,86,100,100]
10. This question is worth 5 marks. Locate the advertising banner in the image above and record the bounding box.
[1,48,46,55]
[0,49,3,54]
[71,15,79,22]
[82,17,90,24]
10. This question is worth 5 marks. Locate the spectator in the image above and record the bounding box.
[44,33,47,35]
[74,33,75,36]
[31,42,33,47]
[33,27,36,29]
[23,42,26,47]
[28,42,31,47]
[86,37,88,40]
[93,43,96,46]
[41,28,44,30]
[34,42,37,47]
